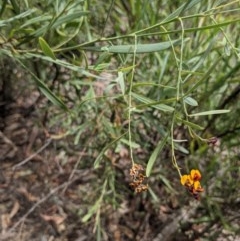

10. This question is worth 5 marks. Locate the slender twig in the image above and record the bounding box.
[8,181,67,233]
[61,146,87,194]
[12,139,52,170]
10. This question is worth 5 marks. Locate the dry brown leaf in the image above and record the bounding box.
[114,229,121,241]
[40,214,65,225]
[1,214,11,234]
[159,205,171,213]
[40,214,66,233]
[17,187,39,202]
[1,201,20,234]
[119,146,129,158]
[9,200,20,219]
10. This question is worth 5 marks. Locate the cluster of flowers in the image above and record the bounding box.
[128,164,203,200]
[129,164,148,193]
[180,169,204,200]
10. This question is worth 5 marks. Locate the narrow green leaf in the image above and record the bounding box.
[39,37,56,60]
[174,143,189,154]
[0,0,7,17]
[183,96,198,106]
[116,72,125,95]
[148,187,160,202]
[120,138,140,148]
[132,92,174,112]
[82,39,184,54]
[73,123,89,145]
[20,15,52,28]
[161,0,201,23]
[157,18,240,36]
[118,65,136,72]
[94,132,127,169]
[85,86,95,99]
[82,199,100,223]
[133,82,175,89]
[137,102,175,112]
[16,59,68,111]
[52,10,89,29]
[30,10,88,37]
[158,173,176,193]
[146,133,169,177]
[183,36,216,84]
[39,87,67,110]
[189,109,230,117]
[10,0,20,14]
[20,53,102,79]
[0,9,36,26]
[176,117,204,130]
[185,58,220,96]
[94,52,112,68]
[224,43,231,56]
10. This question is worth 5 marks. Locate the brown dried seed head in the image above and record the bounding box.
[129,163,148,193]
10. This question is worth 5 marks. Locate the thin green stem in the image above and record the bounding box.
[93,179,107,233]
[164,17,185,178]
[177,17,184,101]
[128,35,137,166]
[210,16,240,58]
[170,112,182,178]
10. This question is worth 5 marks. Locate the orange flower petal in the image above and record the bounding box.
[190,169,201,181]
[181,175,193,186]
[193,181,204,192]
[180,175,188,185]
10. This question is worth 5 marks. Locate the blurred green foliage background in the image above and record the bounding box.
[0,0,240,240]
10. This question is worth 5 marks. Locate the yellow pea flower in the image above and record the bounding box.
[180,175,193,186]
[190,169,201,181]
[180,169,204,200]
[193,181,204,192]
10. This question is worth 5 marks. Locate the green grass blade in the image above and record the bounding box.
[146,133,169,177]
[94,132,128,169]
[10,0,20,14]
[51,10,89,29]
[184,58,220,96]
[0,0,7,17]
[82,199,100,223]
[20,15,52,28]
[31,10,88,37]
[189,109,230,117]
[0,9,36,26]
[158,173,176,193]
[39,37,56,60]
[161,0,201,23]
